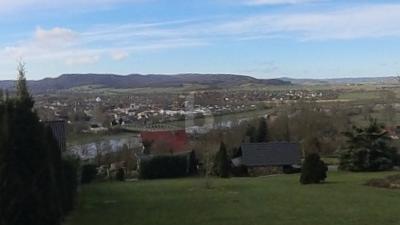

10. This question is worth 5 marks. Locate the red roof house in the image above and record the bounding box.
[140,130,188,153]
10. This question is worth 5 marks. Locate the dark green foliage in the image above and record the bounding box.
[257,117,269,142]
[188,150,199,175]
[0,88,61,224]
[230,166,248,177]
[116,168,125,181]
[283,165,301,174]
[230,147,248,177]
[213,142,231,178]
[61,157,79,212]
[16,63,34,109]
[245,125,257,143]
[81,164,98,184]
[232,147,242,158]
[0,67,77,225]
[245,118,269,143]
[339,119,398,171]
[300,153,328,184]
[139,154,189,179]
[142,140,153,155]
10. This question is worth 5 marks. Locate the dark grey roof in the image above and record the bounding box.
[241,142,301,167]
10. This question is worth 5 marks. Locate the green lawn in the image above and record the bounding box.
[66,172,400,225]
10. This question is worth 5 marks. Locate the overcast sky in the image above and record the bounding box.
[1,0,400,80]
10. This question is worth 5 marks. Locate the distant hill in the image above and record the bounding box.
[0,73,291,93]
[280,76,399,85]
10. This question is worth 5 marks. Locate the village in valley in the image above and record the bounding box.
[3,71,400,225]
[3,1,400,225]
[21,75,400,182]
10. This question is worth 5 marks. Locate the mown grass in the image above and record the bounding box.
[66,172,400,225]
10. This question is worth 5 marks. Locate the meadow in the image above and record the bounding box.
[66,172,400,225]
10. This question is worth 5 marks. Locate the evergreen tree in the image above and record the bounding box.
[232,147,242,158]
[339,118,397,171]
[116,168,125,181]
[245,125,257,143]
[231,147,248,177]
[0,65,73,225]
[300,153,328,184]
[16,62,34,108]
[188,150,199,175]
[213,142,231,178]
[256,117,268,142]
[60,156,79,212]
[0,89,3,103]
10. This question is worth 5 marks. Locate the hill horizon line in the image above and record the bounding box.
[0,72,398,82]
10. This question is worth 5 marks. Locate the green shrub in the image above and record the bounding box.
[116,168,125,181]
[139,155,189,179]
[300,153,328,184]
[231,147,248,177]
[213,142,231,178]
[61,157,79,212]
[81,164,97,184]
[231,165,249,177]
[188,150,199,175]
[340,119,398,172]
[283,165,301,174]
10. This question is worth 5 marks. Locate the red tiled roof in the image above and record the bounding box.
[140,130,188,153]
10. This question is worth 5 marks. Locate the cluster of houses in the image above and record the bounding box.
[47,119,303,177]
[35,88,340,135]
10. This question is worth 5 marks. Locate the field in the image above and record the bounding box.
[66,172,400,225]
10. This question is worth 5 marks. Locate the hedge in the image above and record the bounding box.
[139,154,190,179]
[81,164,97,184]
[61,158,79,212]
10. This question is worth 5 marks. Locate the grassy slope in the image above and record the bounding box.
[66,172,400,225]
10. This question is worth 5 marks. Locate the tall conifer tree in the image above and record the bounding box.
[257,117,269,142]
[0,64,64,225]
[213,142,231,178]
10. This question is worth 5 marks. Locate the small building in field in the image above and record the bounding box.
[240,142,301,168]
